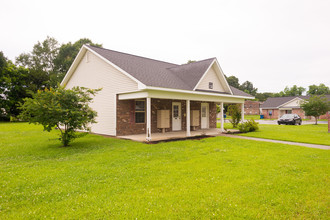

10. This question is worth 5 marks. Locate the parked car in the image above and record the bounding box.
[278,114,302,125]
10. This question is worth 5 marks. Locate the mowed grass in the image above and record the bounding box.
[239,124,330,146]
[219,114,261,121]
[0,123,329,219]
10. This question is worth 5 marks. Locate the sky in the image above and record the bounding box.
[1,0,329,93]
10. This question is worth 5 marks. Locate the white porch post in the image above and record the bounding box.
[220,102,224,132]
[241,103,245,122]
[146,97,151,141]
[186,100,191,136]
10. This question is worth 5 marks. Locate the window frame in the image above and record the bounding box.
[135,100,146,124]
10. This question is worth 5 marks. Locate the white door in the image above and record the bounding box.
[172,102,181,131]
[201,103,209,129]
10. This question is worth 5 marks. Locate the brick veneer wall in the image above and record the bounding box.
[244,100,260,115]
[116,97,146,136]
[117,97,217,136]
[262,109,280,119]
[261,108,329,119]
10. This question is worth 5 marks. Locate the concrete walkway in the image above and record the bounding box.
[220,134,330,150]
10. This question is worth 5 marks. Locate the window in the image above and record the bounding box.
[135,100,145,123]
[202,106,206,117]
[209,82,213,89]
[173,105,179,118]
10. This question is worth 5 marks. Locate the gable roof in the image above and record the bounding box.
[63,45,253,98]
[229,86,253,97]
[261,95,330,109]
[86,46,251,95]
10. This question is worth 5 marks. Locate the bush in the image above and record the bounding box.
[19,86,100,146]
[238,119,259,133]
[227,104,241,128]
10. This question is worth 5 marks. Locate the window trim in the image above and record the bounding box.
[135,99,146,124]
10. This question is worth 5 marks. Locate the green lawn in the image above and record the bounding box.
[239,124,330,146]
[219,114,261,120]
[0,123,329,219]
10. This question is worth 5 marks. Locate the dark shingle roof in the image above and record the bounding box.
[261,95,330,108]
[229,86,253,97]
[87,45,251,96]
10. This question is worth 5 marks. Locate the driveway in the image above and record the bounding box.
[220,119,327,125]
[255,120,327,125]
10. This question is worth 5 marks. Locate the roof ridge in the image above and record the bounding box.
[86,45,179,67]
[167,57,215,70]
[267,96,307,99]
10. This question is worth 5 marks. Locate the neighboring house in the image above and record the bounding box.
[61,45,253,141]
[261,95,330,119]
[244,100,261,115]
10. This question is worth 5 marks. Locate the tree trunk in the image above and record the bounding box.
[315,116,318,125]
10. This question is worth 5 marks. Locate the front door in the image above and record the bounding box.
[201,103,209,129]
[172,102,181,131]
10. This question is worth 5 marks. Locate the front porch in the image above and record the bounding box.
[118,128,222,142]
[117,89,247,142]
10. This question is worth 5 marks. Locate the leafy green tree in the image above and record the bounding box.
[307,84,330,95]
[227,104,242,128]
[16,36,59,89]
[301,95,330,125]
[226,75,240,89]
[0,52,32,119]
[254,92,274,102]
[275,85,306,97]
[19,86,100,146]
[240,80,258,96]
[186,60,196,64]
[54,38,102,83]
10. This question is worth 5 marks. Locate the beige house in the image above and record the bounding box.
[61,45,253,141]
[261,95,330,120]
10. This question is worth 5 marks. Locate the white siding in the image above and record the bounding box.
[282,99,303,108]
[65,51,139,135]
[196,66,226,92]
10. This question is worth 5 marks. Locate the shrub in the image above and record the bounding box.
[19,86,100,146]
[227,104,241,128]
[238,119,259,133]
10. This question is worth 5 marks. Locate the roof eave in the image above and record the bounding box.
[144,86,254,99]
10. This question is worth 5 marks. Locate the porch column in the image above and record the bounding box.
[146,97,151,141]
[186,100,191,136]
[241,103,245,122]
[220,102,224,132]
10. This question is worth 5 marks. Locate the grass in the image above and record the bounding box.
[0,123,329,219]
[219,114,261,120]
[218,115,278,120]
[239,124,330,146]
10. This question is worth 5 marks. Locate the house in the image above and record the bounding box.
[61,45,253,141]
[261,95,330,119]
[244,100,261,115]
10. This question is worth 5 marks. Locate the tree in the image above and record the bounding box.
[227,104,242,128]
[186,60,196,64]
[19,86,100,146]
[54,38,102,83]
[240,80,258,96]
[226,75,240,89]
[275,85,306,97]
[254,92,274,102]
[0,52,32,119]
[301,95,330,125]
[307,84,330,95]
[16,36,59,89]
